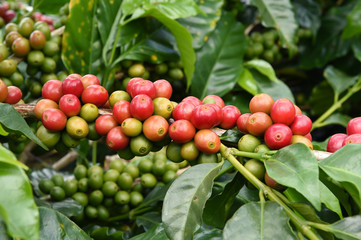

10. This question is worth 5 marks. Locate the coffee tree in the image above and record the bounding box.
[1,0,361,239]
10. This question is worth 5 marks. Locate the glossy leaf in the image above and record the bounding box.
[0,218,10,240]
[265,143,321,210]
[324,66,359,95]
[34,198,83,218]
[342,1,361,39]
[0,162,39,240]
[136,212,162,232]
[321,113,352,128]
[298,2,355,69]
[319,181,343,219]
[33,0,68,14]
[194,226,222,240]
[0,144,28,169]
[312,137,329,151]
[292,0,321,37]
[244,59,278,82]
[162,162,222,240]
[203,173,245,228]
[62,0,102,75]
[190,12,247,98]
[116,20,178,64]
[250,0,298,46]
[97,0,122,46]
[326,215,361,240]
[308,80,334,116]
[178,0,223,49]
[220,129,244,145]
[0,103,47,150]
[352,35,361,62]
[39,207,91,240]
[223,201,297,240]
[120,0,199,23]
[237,68,258,96]
[319,143,361,209]
[129,223,169,240]
[223,92,251,114]
[136,182,171,209]
[249,69,295,103]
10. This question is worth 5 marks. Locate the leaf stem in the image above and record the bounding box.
[231,149,275,161]
[312,78,361,130]
[220,144,321,240]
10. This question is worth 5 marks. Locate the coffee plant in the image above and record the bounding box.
[1,0,361,240]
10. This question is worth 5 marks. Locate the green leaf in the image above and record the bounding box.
[342,1,361,39]
[244,59,278,82]
[223,201,297,239]
[0,103,48,150]
[190,11,247,98]
[116,20,179,64]
[250,0,298,46]
[324,66,359,96]
[0,218,10,240]
[265,143,321,210]
[178,0,223,49]
[352,35,361,62]
[312,137,329,151]
[35,198,83,219]
[0,144,28,169]
[33,0,68,14]
[0,123,8,136]
[308,80,334,116]
[326,215,361,240]
[223,92,251,114]
[249,69,295,103]
[319,181,343,219]
[203,173,245,228]
[0,162,39,240]
[62,0,102,75]
[194,226,222,240]
[96,0,122,46]
[292,0,321,37]
[39,207,91,240]
[136,212,162,232]
[162,162,222,240]
[237,68,258,96]
[90,226,124,240]
[120,0,200,22]
[321,113,352,128]
[220,129,244,145]
[319,143,361,209]
[129,223,169,240]
[298,2,354,69]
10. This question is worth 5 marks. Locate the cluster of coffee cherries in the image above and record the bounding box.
[37,153,179,223]
[236,93,313,150]
[1,17,61,99]
[34,73,106,150]
[0,1,21,26]
[327,117,361,152]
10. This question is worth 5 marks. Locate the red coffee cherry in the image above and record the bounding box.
[194,129,221,154]
[236,113,251,134]
[270,98,295,126]
[347,117,361,135]
[249,93,274,114]
[220,105,241,129]
[264,123,293,150]
[246,112,273,136]
[290,115,312,135]
[326,133,347,153]
[342,134,361,146]
[42,108,67,131]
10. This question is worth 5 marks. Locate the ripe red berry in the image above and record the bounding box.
[264,123,293,150]
[236,113,251,134]
[191,104,218,129]
[290,115,312,135]
[112,100,131,124]
[42,80,63,102]
[194,129,221,154]
[131,79,156,99]
[62,76,84,97]
[220,105,241,129]
[169,120,196,143]
[327,133,347,153]
[0,79,8,102]
[270,98,295,126]
[126,77,143,95]
[347,117,361,135]
[5,86,22,104]
[143,115,169,142]
[59,94,81,117]
[42,108,67,131]
[106,126,129,151]
[81,85,108,107]
[80,74,100,89]
[129,94,154,121]
[249,93,274,114]
[153,79,172,99]
[246,112,273,136]
[342,134,361,146]
[172,101,196,121]
[181,96,202,106]
[95,115,118,136]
